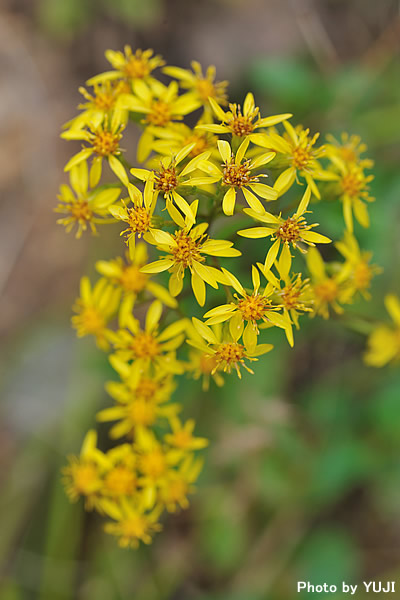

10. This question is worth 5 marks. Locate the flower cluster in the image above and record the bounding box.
[59,47,387,549]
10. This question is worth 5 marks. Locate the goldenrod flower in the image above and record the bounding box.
[198,93,291,139]
[108,177,157,257]
[72,277,121,350]
[97,365,178,438]
[116,80,201,161]
[238,186,331,271]
[96,243,177,326]
[258,261,314,347]
[62,118,127,188]
[262,122,336,198]
[188,318,273,378]
[159,454,204,513]
[186,348,224,390]
[326,132,373,169]
[306,247,349,319]
[148,121,218,162]
[88,47,165,85]
[64,80,130,132]
[364,295,400,367]
[335,231,381,300]
[203,265,289,351]
[195,138,277,215]
[55,162,121,238]
[131,143,212,227]
[163,61,228,109]
[164,417,208,452]
[102,496,163,549]
[101,444,137,499]
[107,300,187,373]
[141,212,241,306]
[62,430,108,510]
[330,158,374,232]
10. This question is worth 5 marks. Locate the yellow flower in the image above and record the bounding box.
[325,132,373,169]
[101,444,137,499]
[88,47,165,85]
[96,243,177,326]
[186,348,224,391]
[238,186,331,272]
[102,496,163,549]
[62,117,127,188]
[64,80,130,132]
[108,177,157,257]
[71,277,121,350]
[331,159,374,232]
[364,295,400,367]
[335,231,381,300]
[159,454,204,513]
[194,138,278,216]
[131,142,212,227]
[198,92,291,139]
[116,79,201,161]
[306,247,350,319]
[107,299,187,373]
[258,260,314,347]
[163,61,228,109]
[164,417,208,452]
[62,430,108,510]
[141,209,241,306]
[188,318,273,378]
[97,364,179,439]
[203,265,289,351]
[265,122,337,198]
[55,161,121,238]
[148,121,218,162]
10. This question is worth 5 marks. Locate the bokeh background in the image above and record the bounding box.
[1,1,400,598]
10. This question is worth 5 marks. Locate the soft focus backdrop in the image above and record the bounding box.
[1,1,400,598]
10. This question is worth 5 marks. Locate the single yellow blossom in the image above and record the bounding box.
[195,137,277,216]
[102,495,163,549]
[141,206,241,306]
[88,47,165,85]
[163,61,228,109]
[238,186,331,272]
[198,93,291,139]
[306,247,350,319]
[325,132,373,169]
[71,276,121,350]
[55,161,120,238]
[159,454,204,513]
[165,417,209,452]
[364,295,400,367]
[335,231,381,300]
[330,158,374,232]
[186,348,224,391]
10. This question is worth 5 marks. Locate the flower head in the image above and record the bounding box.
[364,295,400,367]
[163,61,228,109]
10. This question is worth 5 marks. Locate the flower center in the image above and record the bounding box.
[92,129,121,156]
[292,146,311,170]
[140,450,166,479]
[126,206,151,236]
[135,377,160,400]
[199,353,218,374]
[119,265,148,292]
[281,283,301,309]
[127,398,157,427]
[121,516,147,539]
[164,478,188,503]
[314,279,338,302]
[124,57,150,79]
[172,230,204,268]
[237,294,270,322]
[214,342,245,366]
[223,159,254,188]
[353,261,372,290]
[196,78,216,101]
[227,104,259,137]
[104,467,136,496]
[170,430,193,449]
[154,164,178,192]
[290,131,320,170]
[73,463,99,495]
[275,217,305,244]
[75,307,105,335]
[146,100,171,126]
[70,200,92,223]
[340,171,365,198]
[130,331,160,359]
[183,133,209,156]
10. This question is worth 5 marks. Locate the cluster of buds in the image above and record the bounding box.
[58,46,394,549]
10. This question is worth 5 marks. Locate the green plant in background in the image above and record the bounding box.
[54,45,399,557]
